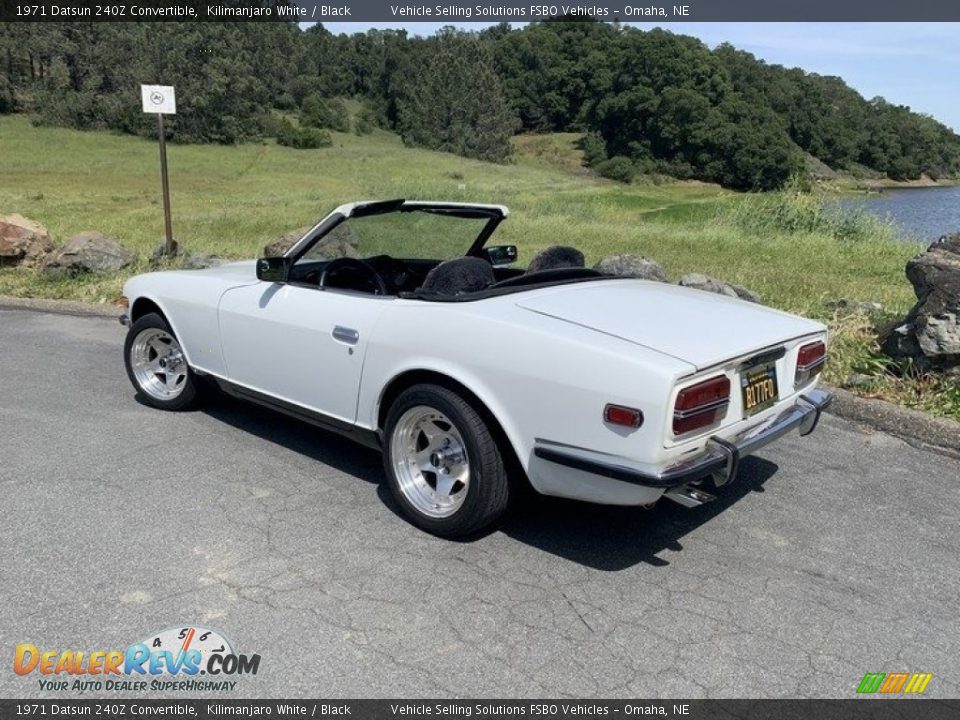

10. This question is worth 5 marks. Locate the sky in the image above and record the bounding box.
[312,22,960,132]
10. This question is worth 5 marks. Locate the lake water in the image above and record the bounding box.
[839,186,960,243]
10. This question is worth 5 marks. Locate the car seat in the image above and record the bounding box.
[420,256,496,295]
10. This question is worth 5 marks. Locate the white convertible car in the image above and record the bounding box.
[121,200,831,537]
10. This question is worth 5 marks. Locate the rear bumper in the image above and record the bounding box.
[533,388,833,490]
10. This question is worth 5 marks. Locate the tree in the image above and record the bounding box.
[2,22,957,185]
[397,32,519,163]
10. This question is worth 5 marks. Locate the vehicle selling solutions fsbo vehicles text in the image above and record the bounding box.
[388,6,688,18]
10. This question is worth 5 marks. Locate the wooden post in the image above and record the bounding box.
[157,113,174,256]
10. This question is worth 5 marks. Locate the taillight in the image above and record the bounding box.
[673,375,730,435]
[604,404,643,428]
[795,341,826,385]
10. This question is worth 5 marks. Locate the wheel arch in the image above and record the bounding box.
[130,296,167,324]
[377,369,529,490]
[126,295,195,368]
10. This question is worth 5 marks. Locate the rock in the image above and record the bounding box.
[148,242,225,269]
[881,233,960,370]
[263,227,309,257]
[43,231,135,276]
[149,240,180,261]
[180,252,226,269]
[311,235,361,260]
[594,254,667,282]
[881,321,922,359]
[677,273,761,303]
[906,233,960,305]
[826,298,885,315]
[262,223,360,260]
[0,214,55,267]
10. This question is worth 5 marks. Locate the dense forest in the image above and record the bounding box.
[1,19,958,190]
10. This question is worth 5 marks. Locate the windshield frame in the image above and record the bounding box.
[284,199,507,264]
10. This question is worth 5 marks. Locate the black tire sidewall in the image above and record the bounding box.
[383,384,508,537]
[123,312,199,411]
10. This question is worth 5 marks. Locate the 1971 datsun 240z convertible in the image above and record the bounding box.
[121,199,832,537]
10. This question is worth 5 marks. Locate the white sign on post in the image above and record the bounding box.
[141,83,177,254]
[140,84,176,115]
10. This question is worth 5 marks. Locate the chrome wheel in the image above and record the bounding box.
[129,328,188,401]
[390,405,470,519]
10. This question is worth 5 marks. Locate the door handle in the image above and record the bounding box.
[332,326,360,345]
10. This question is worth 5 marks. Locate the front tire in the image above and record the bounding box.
[383,384,511,537]
[124,312,203,411]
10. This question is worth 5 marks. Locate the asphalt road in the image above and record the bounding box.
[1,308,958,699]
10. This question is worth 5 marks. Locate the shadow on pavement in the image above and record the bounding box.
[201,391,779,571]
[201,392,383,485]
[499,456,779,571]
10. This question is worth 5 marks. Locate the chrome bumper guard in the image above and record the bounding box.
[533,388,833,491]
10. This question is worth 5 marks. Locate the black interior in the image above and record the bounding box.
[288,255,525,296]
[286,254,604,298]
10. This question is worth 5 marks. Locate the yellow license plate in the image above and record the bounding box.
[741,362,779,415]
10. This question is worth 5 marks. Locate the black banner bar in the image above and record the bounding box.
[3,0,960,22]
[2,700,960,720]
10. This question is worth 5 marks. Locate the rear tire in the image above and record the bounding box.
[383,384,511,537]
[124,312,203,411]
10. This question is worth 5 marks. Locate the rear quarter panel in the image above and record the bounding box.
[357,298,695,495]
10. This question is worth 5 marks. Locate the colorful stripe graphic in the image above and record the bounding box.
[857,672,932,694]
[903,673,934,694]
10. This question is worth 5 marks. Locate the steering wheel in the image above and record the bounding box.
[319,257,389,296]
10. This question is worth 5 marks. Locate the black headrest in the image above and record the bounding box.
[420,256,495,295]
[527,245,585,273]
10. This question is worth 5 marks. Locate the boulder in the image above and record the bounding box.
[677,273,761,303]
[263,223,360,260]
[0,214,55,267]
[180,252,227,269]
[312,234,361,260]
[594,254,667,282]
[263,226,309,257]
[43,231,135,276]
[881,233,960,370]
[149,240,180,262]
[148,242,225,270]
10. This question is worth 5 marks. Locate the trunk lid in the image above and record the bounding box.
[515,279,824,371]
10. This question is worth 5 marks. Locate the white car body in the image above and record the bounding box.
[121,200,832,512]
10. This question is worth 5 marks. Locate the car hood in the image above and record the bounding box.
[514,279,824,371]
[188,259,258,279]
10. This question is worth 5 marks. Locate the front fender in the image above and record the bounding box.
[122,271,244,377]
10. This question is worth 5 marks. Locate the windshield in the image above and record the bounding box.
[300,210,491,262]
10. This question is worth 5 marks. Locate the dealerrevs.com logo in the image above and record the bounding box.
[14,626,260,693]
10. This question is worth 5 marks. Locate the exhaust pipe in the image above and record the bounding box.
[664,485,716,508]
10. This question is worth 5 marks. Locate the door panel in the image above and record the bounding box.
[217,283,391,423]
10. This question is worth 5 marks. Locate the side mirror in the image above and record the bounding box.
[484,245,518,267]
[256,257,290,283]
